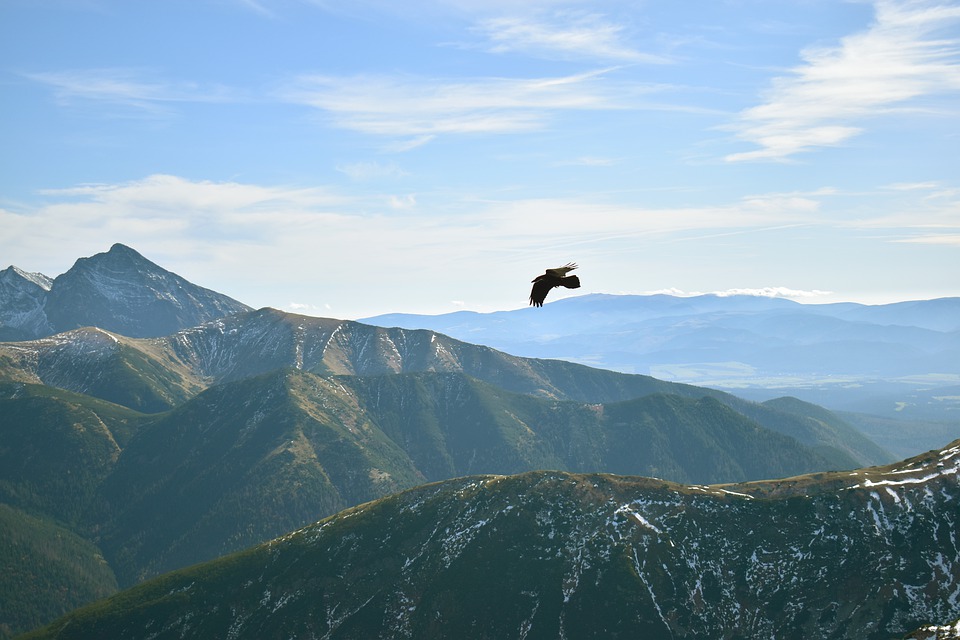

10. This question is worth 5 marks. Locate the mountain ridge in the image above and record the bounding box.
[2,244,939,637]
[0,307,890,468]
[80,367,852,586]
[23,438,960,639]
[361,292,960,456]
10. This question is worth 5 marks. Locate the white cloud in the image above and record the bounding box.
[336,161,410,181]
[714,287,834,299]
[2,173,830,279]
[24,68,236,115]
[882,181,941,191]
[640,287,834,300]
[472,12,670,63]
[282,68,645,141]
[726,0,960,162]
[388,194,417,209]
[894,234,960,245]
[6,173,954,316]
[554,156,618,167]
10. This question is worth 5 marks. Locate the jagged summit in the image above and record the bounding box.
[1,265,54,291]
[0,265,56,340]
[0,244,252,340]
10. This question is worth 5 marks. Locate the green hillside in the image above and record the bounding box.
[23,439,960,640]
[0,383,142,523]
[84,368,848,587]
[0,310,899,636]
[0,505,117,640]
[0,309,891,469]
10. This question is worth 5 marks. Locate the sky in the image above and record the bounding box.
[1,0,959,319]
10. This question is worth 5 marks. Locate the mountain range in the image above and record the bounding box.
[22,439,960,639]
[1,244,957,638]
[362,293,960,457]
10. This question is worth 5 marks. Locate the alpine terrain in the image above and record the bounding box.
[363,293,960,457]
[23,440,960,640]
[1,244,954,639]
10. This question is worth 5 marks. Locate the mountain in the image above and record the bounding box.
[907,618,960,639]
[0,382,142,525]
[0,266,53,341]
[0,246,920,636]
[361,293,960,454]
[82,368,846,587]
[24,439,960,640]
[0,307,890,467]
[0,365,873,636]
[0,504,117,640]
[0,382,140,639]
[0,244,251,340]
[0,328,202,413]
[1,361,880,635]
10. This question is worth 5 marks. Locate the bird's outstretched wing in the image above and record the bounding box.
[529,277,556,307]
[545,262,577,278]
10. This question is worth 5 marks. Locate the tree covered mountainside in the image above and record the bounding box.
[1,368,860,590]
[23,440,960,640]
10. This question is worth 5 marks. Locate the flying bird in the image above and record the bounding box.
[529,262,580,307]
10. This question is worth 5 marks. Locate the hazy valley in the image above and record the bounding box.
[364,294,960,458]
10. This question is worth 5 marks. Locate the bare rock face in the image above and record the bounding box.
[1,244,251,340]
[0,265,54,340]
[43,243,251,338]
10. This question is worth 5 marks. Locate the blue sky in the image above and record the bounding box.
[2,0,958,319]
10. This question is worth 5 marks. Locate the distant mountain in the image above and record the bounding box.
[362,293,960,453]
[0,266,53,341]
[0,308,890,467]
[361,294,960,381]
[0,244,251,340]
[25,439,960,640]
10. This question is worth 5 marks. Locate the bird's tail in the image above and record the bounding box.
[560,275,581,289]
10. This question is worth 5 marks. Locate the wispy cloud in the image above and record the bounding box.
[283,68,648,143]
[3,174,827,276]
[235,0,276,17]
[715,287,834,299]
[471,11,670,63]
[553,155,618,167]
[6,173,953,315]
[726,0,960,162]
[24,68,236,116]
[336,161,410,181]
[645,287,834,300]
[894,234,960,245]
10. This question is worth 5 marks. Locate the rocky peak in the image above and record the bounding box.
[2,244,254,339]
[0,266,55,340]
[1,265,54,291]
